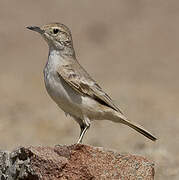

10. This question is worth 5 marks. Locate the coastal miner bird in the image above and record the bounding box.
[27,23,157,143]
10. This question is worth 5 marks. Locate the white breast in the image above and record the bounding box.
[43,50,83,117]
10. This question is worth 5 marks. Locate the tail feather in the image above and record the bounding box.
[114,112,157,141]
[123,119,157,141]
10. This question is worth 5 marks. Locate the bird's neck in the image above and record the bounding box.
[49,45,76,58]
[47,46,76,71]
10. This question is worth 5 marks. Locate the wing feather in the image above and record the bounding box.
[57,61,124,114]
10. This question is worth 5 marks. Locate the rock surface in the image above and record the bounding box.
[0,144,155,179]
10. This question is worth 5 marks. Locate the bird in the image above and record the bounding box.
[27,23,157,143]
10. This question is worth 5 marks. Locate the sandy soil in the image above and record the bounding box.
[0,0,179,179]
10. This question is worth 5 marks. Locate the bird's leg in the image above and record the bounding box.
[77,125,89,144]
[77,117,90,144]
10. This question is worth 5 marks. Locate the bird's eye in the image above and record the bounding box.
[53,28,59,34]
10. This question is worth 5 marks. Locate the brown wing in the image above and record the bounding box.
[57,61,124,114]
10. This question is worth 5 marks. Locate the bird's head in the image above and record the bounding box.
[27,23,73,51]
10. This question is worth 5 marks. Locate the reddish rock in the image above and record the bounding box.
[0,144,155,179]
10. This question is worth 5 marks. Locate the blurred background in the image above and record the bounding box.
[0,0,179,179]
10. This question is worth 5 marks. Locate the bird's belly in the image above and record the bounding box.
[44,72,83,117]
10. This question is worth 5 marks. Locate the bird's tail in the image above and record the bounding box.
[113,112,157,141]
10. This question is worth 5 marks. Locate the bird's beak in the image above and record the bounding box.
[26,26,44,34]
